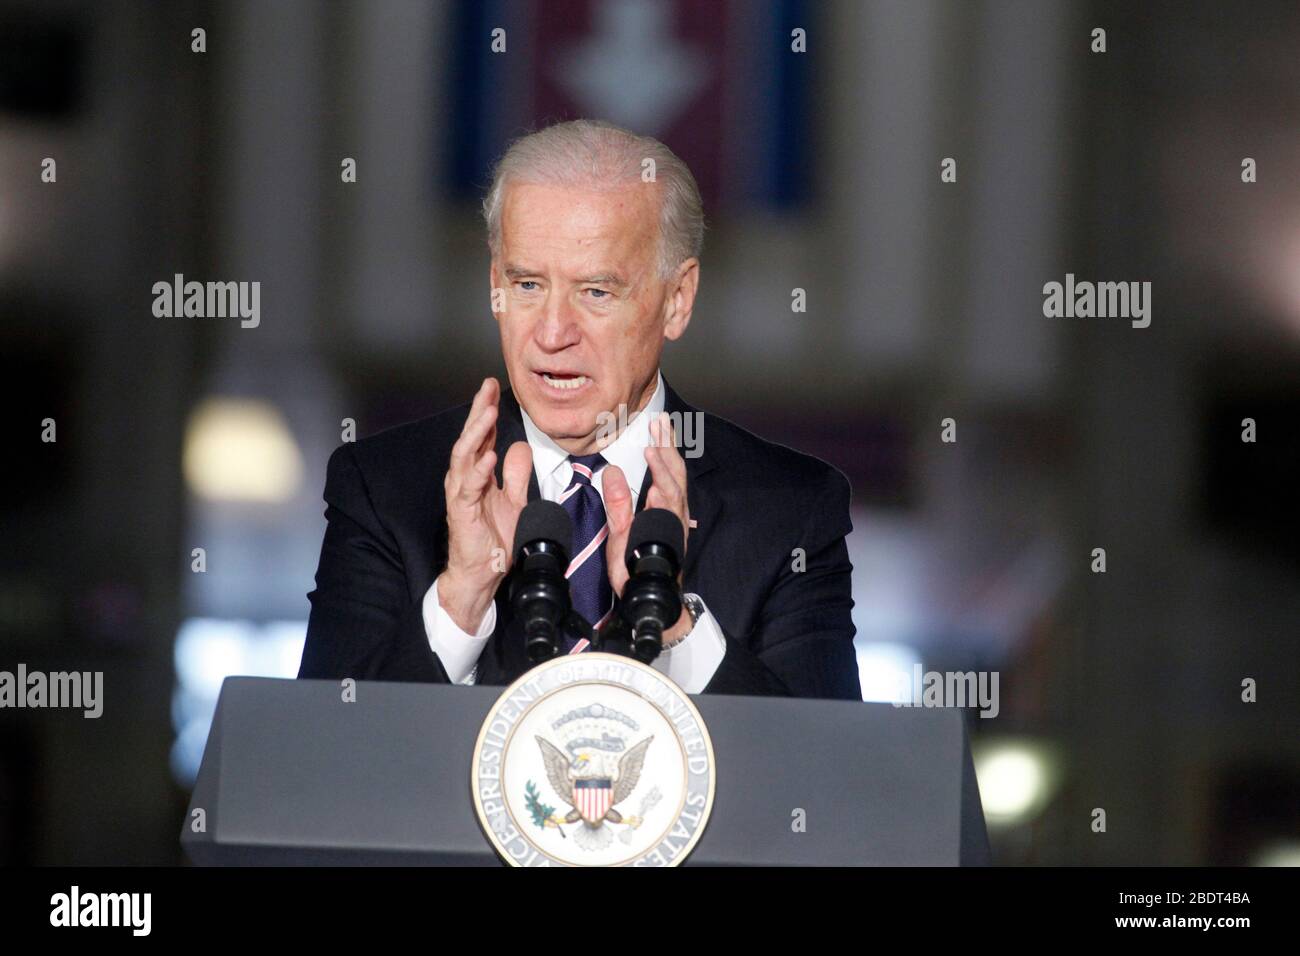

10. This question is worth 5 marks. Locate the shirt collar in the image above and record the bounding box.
[519,371,665,497]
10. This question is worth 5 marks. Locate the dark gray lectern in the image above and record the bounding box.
[182,677,990,865]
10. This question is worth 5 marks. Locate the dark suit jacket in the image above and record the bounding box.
[299,379,860,699]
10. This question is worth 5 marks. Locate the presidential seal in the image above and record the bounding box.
[471,652,715,866]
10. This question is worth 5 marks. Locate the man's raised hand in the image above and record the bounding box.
[603,412,690,600]
[439,377,533,632]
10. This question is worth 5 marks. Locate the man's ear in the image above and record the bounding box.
[663,258,700,342]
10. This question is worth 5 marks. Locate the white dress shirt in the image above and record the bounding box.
[422,371,727,692]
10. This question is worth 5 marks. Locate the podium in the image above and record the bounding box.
[181,677,990,865]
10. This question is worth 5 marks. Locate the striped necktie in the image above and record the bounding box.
[559,453,613,652]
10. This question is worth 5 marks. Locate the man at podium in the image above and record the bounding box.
[299,119,861,701]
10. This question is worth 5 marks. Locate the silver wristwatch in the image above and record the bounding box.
[682,592,704,627]
[664,592,704,649]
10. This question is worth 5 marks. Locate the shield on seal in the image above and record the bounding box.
[573,778,614,824]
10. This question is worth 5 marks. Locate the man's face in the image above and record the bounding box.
[490,180,697,454]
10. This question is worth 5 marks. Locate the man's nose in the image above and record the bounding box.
[534,295,581,350]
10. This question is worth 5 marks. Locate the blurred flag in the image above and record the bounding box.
[445,0,813,211]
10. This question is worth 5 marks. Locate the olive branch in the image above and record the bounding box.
[525,780,567,838]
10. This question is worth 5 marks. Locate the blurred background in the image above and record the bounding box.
[1,0,1297,865]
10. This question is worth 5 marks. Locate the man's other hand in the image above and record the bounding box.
[603,413,691,642]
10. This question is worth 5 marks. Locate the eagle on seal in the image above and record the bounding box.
[535,735,653,829]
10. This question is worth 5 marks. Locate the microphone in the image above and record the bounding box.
[620,508,685,663]
[508,500,574,663]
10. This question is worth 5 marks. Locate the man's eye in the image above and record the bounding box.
[586,288,610,299]
[517,281,539,292]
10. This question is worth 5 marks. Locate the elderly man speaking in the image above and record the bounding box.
[299,120,860,700]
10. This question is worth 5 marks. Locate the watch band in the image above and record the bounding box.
[664,593,703,649]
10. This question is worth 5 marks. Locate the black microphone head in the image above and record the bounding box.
[513,500,573,557]
[626,508,684,562]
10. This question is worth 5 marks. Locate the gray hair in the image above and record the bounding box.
[482,119,704,279]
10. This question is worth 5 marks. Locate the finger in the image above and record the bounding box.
[653,412,688,486]
[645,436,684,509]
[494,447,531,568]
[471,449,497,484]
[461,377,498,445]
[603,463,634,532]
[455,378,499,450]
[448,416,499,510]
[477,378,503,451]
[450,400,498,473]
[646,418,689,552]
[501,440,534,506]
[475,402,499,463]
[602,464,634,596]
[472,380,503,457]
[474,375,499,413]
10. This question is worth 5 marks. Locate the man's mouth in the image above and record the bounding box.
[536,370,591,393]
